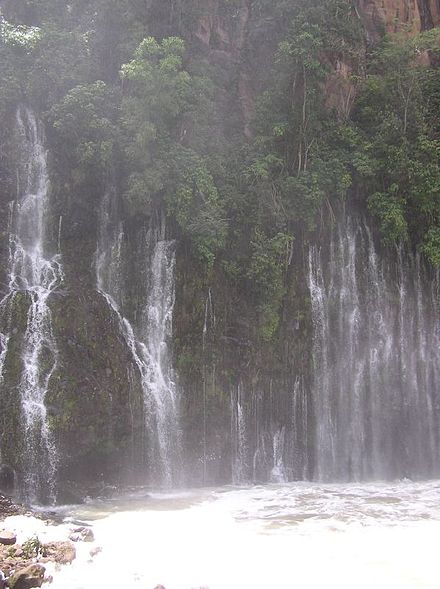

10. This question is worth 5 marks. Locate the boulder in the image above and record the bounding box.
[0,570,5,589]
[69,527,94,543]
[0,532,16,546]
[6,564,45,589]
[41,542,75,565]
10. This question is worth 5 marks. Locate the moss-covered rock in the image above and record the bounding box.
[47,287,146,494]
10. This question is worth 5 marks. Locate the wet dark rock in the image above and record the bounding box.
[54,483,85,506]
[45,288,145,492]
[6,563,45,589]
[0,467,15,495]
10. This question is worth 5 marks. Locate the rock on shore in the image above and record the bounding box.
[0,496,22,520]
[0,498,95,589]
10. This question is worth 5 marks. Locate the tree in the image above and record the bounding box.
[353,30,440,261]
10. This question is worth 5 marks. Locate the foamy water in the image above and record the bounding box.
[5,480,440,589]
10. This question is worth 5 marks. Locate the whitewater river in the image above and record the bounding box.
[6,480,440,589]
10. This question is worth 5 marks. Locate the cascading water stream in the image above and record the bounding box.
[0,106,62,502]
[231,384,248,484]
[140,239,182,487]
[309,218,440,481]
[0,334,9,384]
[201,287,216,482]
[270,426,287,483]
[291,376,309,480]
[96,188,181,487]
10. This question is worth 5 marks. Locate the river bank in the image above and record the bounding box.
[0,494,97,589]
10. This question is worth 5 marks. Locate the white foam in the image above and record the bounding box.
[34,480,440,589]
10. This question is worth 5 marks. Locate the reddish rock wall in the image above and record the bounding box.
[327,0,439,117]
[357,0,439,39]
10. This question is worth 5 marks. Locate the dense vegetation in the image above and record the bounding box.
[0,0,439,341]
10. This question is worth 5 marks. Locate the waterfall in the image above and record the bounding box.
[230,376,310,484]
[291,376,309,480]
[0,107,63,502]
[202,288,215,346]
[96,187,125,309]
[270,426,287,483]
[96,189,181,487]
[309,218,440,481]
[231,384,248,484]
[141,239,181,487]
[201,288,215,482]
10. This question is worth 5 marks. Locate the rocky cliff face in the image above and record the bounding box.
[357,0,439,37]
[0,0,438,502]
[190,0,255,135]
[175,0,440,485]
[0,112,146,503]
[325,0,438,117]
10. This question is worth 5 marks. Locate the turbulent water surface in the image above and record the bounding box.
[20,480,440,589]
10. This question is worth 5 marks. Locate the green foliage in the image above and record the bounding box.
[119,36,194,212]
[352,30,440,255]
[0,17,42,50]
[48,81,116,183]
[28,24,92,106]
[243,0,363,235]
[168,157,226,268]
[422,228,440,267]
[0,13,41,116]
[368,186,408,243]
[119,36,226,266]
[21,535,45,559]
[121,37,192,124]
[247,230,293,341]
[213,0,364,340]
[1,0,440,357]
